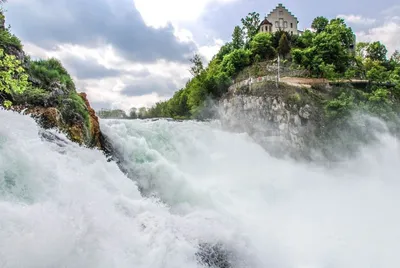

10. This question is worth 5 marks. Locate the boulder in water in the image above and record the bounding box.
[196,242,234,268]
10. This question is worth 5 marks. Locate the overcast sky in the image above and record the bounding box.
[3,0,400,111]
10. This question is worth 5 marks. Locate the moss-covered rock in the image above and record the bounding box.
[13,91,103,150]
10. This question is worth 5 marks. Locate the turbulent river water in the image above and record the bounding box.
[1,109,399,268]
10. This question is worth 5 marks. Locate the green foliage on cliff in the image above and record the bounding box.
[249,33,275,61]
[325,86,398,122]
[28,58,75,92]
[293,18,355,76]
[0,27,22,50]
[0,48,29,107]
[60,92,91,128]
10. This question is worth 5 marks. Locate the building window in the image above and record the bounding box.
[279,11,283,16]
[284,21,288,28]
[291,23,293,28]
[291,31,293,35]
[275,21,279,28]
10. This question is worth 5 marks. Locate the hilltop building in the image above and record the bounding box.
[259,3,303,35]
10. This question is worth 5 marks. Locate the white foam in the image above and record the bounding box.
[0,109,399,267]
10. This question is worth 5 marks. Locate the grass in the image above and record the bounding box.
[28,58,75,92]
[0,28,22,50]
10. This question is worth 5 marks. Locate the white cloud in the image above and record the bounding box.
[134,0,237,28]
[24,42,192,110]
[356,20,400,55]
[198,39,224,62]
[78,77,168,112]
[174,27,195,43]
[337,14,377,25]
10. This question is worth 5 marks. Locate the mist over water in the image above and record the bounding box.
[1,109,399,267]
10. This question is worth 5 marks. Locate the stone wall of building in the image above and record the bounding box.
[266,4,299,35]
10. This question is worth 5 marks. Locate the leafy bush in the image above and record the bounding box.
[221,49,251,76]
[14,87,50,106]
[28,58,75,92]
[325,87,397,122]
[291,18,354,77]
[325,91,355,119]
[249,33,276,61]
[0,48,29,107]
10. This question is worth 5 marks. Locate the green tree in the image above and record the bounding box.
[278,33,291,58]
[129,107,137,119]
[232,26,244,49]
[187,73,208,112]
[356,42,369,58]
[272,30,291,48]
[137,107,148,119]
[390,50,400,66]
[292,18,355,75]
[320,63,338,80]
[221,48,251,76]
[189,53,204,77]
[366,62,388,82]
[168,89,190,117]
[215,43,233,62]
[0,48,29,107]
[311,16,329,33]
[366,41,387,62]
[294,29,315,48]
[241,12,261,42]
[249,32,276,61]
[324,18,355,49]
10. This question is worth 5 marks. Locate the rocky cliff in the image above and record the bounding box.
[218,81,327,159]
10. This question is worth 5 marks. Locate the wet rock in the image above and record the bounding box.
[79,92,102,148]
[299,104,312,119]
[17,106,63,129]
[196,243,233,268]
[5,45,25,63]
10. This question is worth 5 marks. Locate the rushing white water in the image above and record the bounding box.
[1,109,400,268]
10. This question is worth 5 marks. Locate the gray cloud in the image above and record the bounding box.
[121,77,179,97]
[91,101,113,111]
[5,0,196,63]
[61,56,122,80]
[60,55,151,80]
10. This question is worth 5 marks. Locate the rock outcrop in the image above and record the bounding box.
[12,92,104,150]
[218,81,324,158]
[79,92,102,148]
